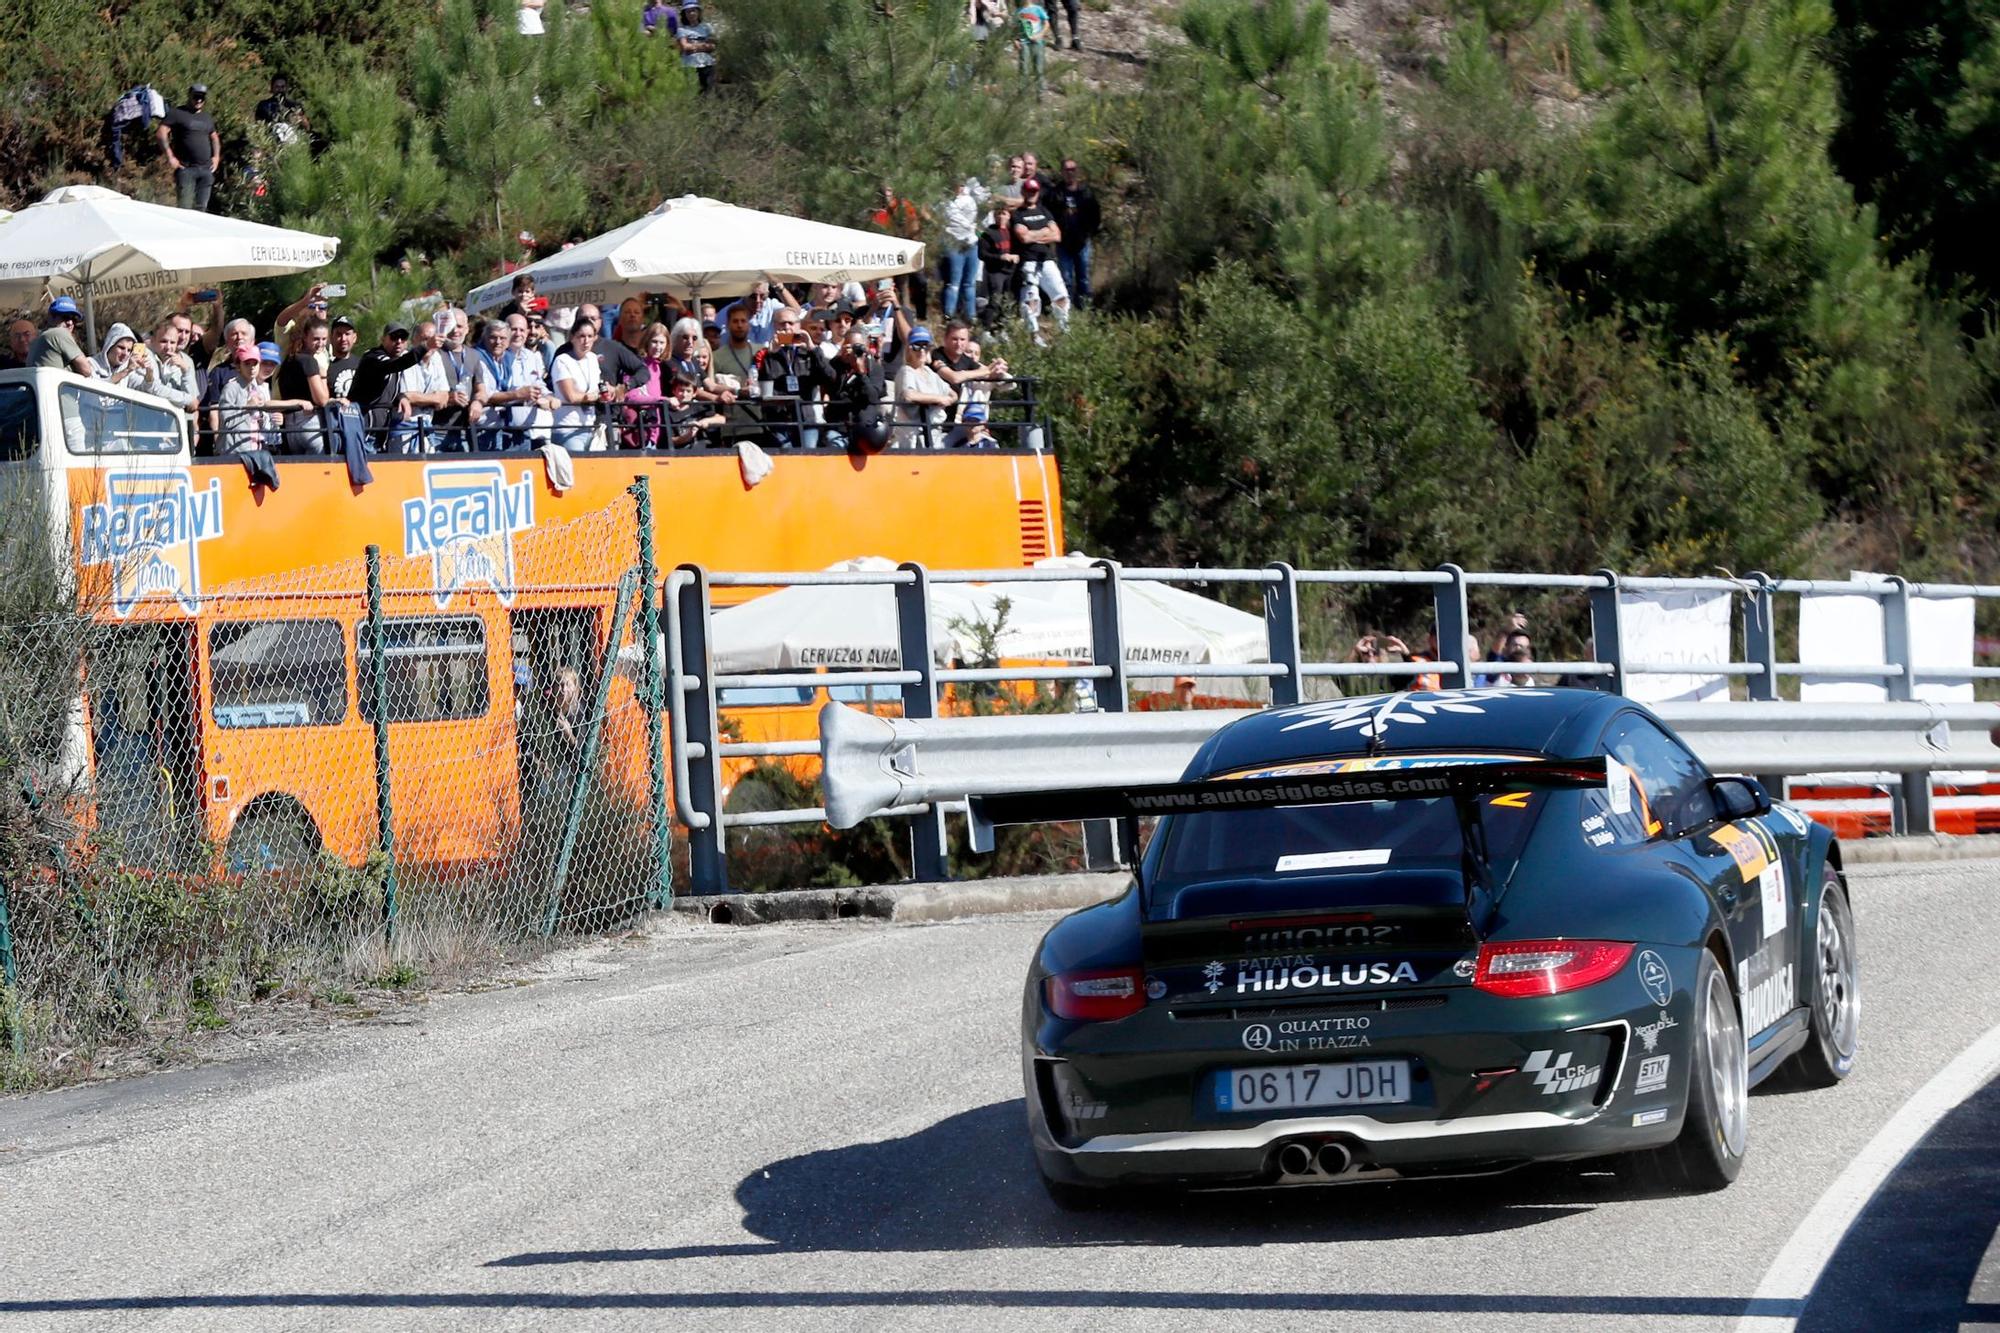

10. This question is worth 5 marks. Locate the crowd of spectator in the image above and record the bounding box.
[35,21,1106,459]
[1349,613,1564,690]
[0,270,1055,458]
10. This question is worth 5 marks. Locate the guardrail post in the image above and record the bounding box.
[894,562,950,883]
[1263,562,1302,707]
[1084,558,1130,867]
[630,478,673,908]
[1741,573,1787,797]
[1589,569,1625,695]
[0,869,21,1063]
[1744,573,1779,703]
[674,563,730,894]
[364,545,400,946]
[1433,564,1470,691]
[1881,575,1934,835]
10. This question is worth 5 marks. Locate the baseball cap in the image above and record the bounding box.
[384,321,411,337]
[256,341,283,364]
[232,345,259,363]
[49,295,80,317]
[962,401,988,422]
[1021,178,1041,196]
[190,83,208,96]
[330,315,356,330]
[907,325,933,346]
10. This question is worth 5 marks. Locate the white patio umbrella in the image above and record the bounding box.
[0,185,339,345]
[464,195,924,314]
[982,557,1271,669]
[706,558,1084,674]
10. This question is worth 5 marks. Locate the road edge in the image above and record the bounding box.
[670,833,1991,927]
[668,872,1130,925]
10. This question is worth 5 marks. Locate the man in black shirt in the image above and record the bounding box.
[757,306,834,447]
[348,324,425,445]
[326,317,361,401]
[821,332,890,451]
[253,75,309,145]
[1010,179,1071,340]
[157,84,220,212]
[579,302,646,399]
[1050,158,1102,309]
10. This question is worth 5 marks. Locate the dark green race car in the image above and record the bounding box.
[973,687,1859,1206]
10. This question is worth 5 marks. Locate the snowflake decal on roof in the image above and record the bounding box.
[1277,688,1553,738]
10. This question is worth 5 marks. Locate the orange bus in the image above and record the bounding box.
[0,367,1062,871]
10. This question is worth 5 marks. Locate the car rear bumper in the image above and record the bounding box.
[1035,1103,1680,1187]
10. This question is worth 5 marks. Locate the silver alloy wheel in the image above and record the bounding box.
[1818,891,1860,1060]
[1705,966,1749,1158]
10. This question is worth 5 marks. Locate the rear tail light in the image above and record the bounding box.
[1045,967,1146,1021]
[1473,939,1634,998]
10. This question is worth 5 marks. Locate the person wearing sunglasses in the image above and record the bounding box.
[347,323,427,449]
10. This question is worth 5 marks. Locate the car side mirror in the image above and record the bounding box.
[1709,775,1771,820]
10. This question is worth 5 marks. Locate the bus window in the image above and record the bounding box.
[825,678,898,705]
[57,383,182,456]
[719,674,815,707]
[0,383,37,461]
[356,617,490,723]
[210,620,348,728]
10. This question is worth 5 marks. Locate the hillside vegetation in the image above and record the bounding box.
[2,0,1997,581]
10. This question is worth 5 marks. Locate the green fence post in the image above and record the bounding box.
[542,573,638,936]
[364,545,400,946]
[629,476,674,909]
[0,869,21,1063]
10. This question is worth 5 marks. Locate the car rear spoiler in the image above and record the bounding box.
[967,756,1608,851]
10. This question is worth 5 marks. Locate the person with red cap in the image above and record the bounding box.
[1009,178,1071,343]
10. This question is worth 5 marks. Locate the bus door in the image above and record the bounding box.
[357,611,519,867]
[509,607,605,830]
[84,623,204,868]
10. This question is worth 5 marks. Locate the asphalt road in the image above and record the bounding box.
[4,858,1999,1332]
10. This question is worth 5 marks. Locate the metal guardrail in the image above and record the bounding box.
[820,698,2000,842]
[662,560,2000,895]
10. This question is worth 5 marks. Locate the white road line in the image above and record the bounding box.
[1736,1020,2000,1332]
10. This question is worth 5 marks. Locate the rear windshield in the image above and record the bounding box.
[1142,755,1546,921]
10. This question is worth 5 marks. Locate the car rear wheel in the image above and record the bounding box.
[1633,949,1747,1192]
[1789,870,1859,1088]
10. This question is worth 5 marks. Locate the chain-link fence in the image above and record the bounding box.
[0,481,674,1089]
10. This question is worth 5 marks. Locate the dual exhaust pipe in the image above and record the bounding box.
[1275,1140,1353,1180]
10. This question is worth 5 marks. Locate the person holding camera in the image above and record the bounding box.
[822,331,891,452]
[759,306,833,448]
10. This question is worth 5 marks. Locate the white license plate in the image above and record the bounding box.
[1216,1061,1413,1112]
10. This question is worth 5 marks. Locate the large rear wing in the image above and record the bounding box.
[968,756,1609,849]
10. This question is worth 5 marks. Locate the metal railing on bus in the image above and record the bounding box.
[192,377,1051,460]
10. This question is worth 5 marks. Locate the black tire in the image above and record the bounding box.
[226,807,320,874]
[1789,870,1859,1088]
[1632,949,1748,1192]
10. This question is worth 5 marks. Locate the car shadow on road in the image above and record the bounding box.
[489,1097,1658,1268]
